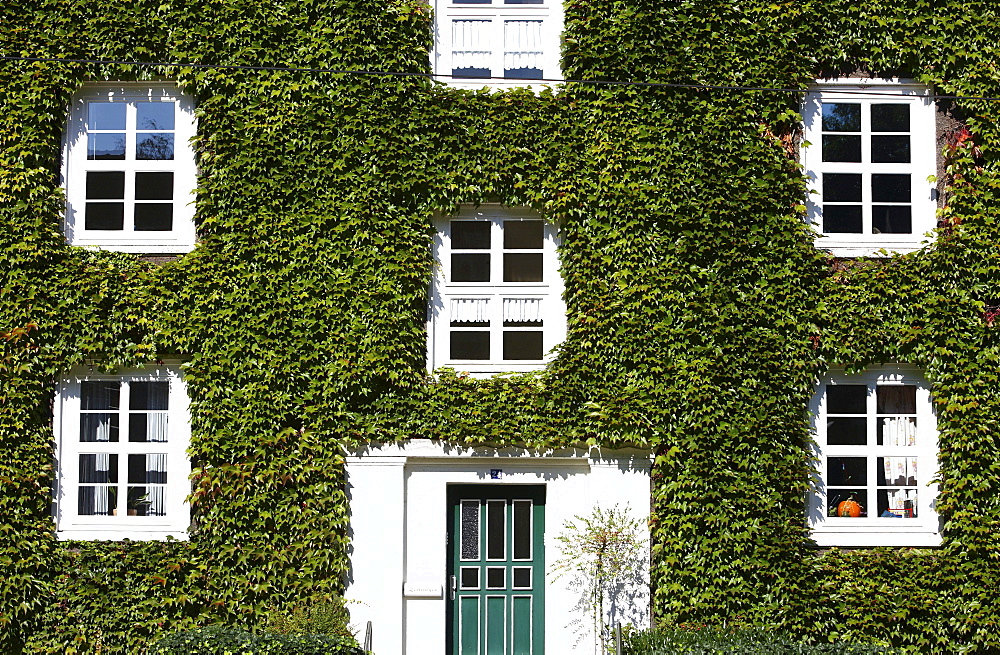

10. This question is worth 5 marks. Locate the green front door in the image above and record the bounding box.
[447,485,545,655]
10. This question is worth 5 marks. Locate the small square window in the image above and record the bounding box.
[56,364,191,540]
[803,81,936,256]
[63,84,197,253]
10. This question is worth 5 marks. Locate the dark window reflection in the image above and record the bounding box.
[88,133,126,160]
[872,174,910,203]
[451,331,490,359]
[453,67,491,78]
[503,331,543,360]
[503,253,543,282]
[86,171,126,199]
[871,104,909,132]
[828,457,867,486]
[877,385,917,414]
[135,172,174,200]
[452,221,491,249]
[827,418,867,445]
[452,254,491,282]
[504,68,543,80]
[872,206,912,234]
[827,385,867,414]
[822,103,861,131]
[504,220,544,249]
[822,135,862,162]
[85,202,125,230]
[871,135,910,163]
[822,205,862,233]
[134,204,174,231]
[823,174,862,202]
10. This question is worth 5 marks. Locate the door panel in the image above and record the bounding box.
[448,485,545,655]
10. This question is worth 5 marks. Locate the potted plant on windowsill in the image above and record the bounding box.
[125,490,152,516]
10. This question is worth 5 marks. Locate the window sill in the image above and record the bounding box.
[68,240,196,254]
[56,528,189,542]
[811,530,941,548]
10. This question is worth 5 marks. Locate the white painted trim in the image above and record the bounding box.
[62,83,197,253]
[802,81,937,257]
[344,438,652,654]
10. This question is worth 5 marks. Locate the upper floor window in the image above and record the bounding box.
[433,0,562,88]
[428,205,565,375]
[803,80,936,257]
[808,366,940,547]
[54,363,191,540]
[62,84,197,253]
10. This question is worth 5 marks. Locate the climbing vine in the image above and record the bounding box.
[3,0,1000,652]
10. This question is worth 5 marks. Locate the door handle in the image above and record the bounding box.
[449,575,457,600]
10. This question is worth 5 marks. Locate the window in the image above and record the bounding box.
[54,364,191,540]
[62,84,197,252]
[428,205,565,375]
[803,80,936,256]
[809,366,940,547]
[433,0,562,88]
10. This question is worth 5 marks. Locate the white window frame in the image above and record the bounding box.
[808,365,940,547]
[428,204,565,376]
[432,0,563,89]
[803,79,936,257]
[54,362,191,540]
[62,83,197,253]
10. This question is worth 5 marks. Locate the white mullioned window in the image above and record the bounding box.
[62,83,197,252]
[428,205,565,375]
[808,366,940,547]
[803,80,936,257]
[54,363,191,540]
[433,0,562,88]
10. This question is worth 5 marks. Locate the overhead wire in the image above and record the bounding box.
[1,55,999,102]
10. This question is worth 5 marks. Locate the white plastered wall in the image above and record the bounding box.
[344,438,652,654]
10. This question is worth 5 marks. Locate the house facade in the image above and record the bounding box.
[3,0,1000,653]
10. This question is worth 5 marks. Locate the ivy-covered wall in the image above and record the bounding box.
[3,0,1000,652]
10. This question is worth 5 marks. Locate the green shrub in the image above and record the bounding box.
[623,625,896,655]
[147,626,364,655]
[265,596,355,638]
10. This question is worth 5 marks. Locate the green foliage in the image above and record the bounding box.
[2,0,1000,652]
[147,626,362,655]
[264,597,354,638]
[623,624,896,654]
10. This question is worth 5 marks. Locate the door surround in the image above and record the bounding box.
[344,438,652,654]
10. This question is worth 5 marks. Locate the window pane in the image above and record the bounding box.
[87,133,126,160]
[78,486,118,516]
[878,488,917,518]
[455,0,491,3]
[136,102,175,130]
[453,67,491,78]
[503,331,543,360]
[451,331,490,360]
[828,457,867,486]
[136,133,175,160]
[827,385,866,414]
[130,382,169,410]
[828,489,867,517]
[513,500,531,559]
[880,456,917,486]
[822,205,862,233]
[871,135,910,163]
[129,413,169,443]
[451,221,491,249]
[871,104,909,132]
[134,204,174,231]
[461,567,480,589]
[506,0,543,3]
[871,174,910,203]
[503,253,543,282]
[512,567,531,589]
[461,500,480,560]
[80,453,118,483]
[823,174,862,202]
[504,67,543,79]
[127,485,166,516]
[877,385,917,414]
[872,206,911,234]
[82,381,120,410]
[451,254,491,282]
[878,417,916,446]
[135,172,174,200]
[85,203,125,230]
[128,453,167,484]
[503,220,544,249]
[821,103,861,131]
[87,102,126,130]
[822,135,862,162]
[486,567,505,589]
[81,413,119,442]
[827,417,867,445]
[86,171,126,199]
[487,500,505,560]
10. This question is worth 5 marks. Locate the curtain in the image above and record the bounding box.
[146,412,169,442]
[451,298,490,323]
[881,416,916,446]
[503,297,541,323]
[503,20,542,71]
[452,20,491,70]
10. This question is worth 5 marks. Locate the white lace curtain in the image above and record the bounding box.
[504,20,542,71]
[452,20,491,70]
[451,298,490,323]
[503,297,541,323]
